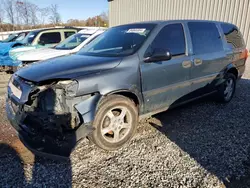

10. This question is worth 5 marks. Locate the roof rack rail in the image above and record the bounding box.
[64,26,77,29]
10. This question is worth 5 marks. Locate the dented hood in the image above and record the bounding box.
[16,54,122,82]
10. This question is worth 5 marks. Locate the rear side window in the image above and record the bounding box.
[146,23,186,57]
[64,31,76,39]
[221,24,245,49]
[39,32,61,44]
[188,22,223,55]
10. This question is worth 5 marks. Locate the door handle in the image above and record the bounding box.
[194,58,202,66]
[182,60,192,68]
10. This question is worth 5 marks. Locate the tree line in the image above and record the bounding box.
[0,0,109,32]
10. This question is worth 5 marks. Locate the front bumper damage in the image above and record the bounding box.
[6,75,101,159]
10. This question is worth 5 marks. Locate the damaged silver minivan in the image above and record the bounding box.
[6,20,248,158]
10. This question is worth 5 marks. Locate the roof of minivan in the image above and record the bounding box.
[117,20,235,26]
[29,27,79,33]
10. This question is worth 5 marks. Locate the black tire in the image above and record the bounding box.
[216,73,236,103]
[89,95,138,151]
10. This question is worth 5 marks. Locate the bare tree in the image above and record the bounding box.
[0,4,4,34]
[38,7,50,25]
[18,0,29,25]
[15,0,39,27]
[49,4,61,25]
[29,3,39,26]
[100,11,109,27]
[0,4,4,24]
[4,0,15,25]
[15,1,25,25]
[100,11,108,22]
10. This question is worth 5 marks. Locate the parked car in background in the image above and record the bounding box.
[10,28,79,60]
[15,28,106,69]
[0,27,78,73]
[6,20,248,158]
[0,31,29,43]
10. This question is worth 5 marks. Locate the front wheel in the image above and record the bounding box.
[216,73,236,103]
[89,95,138,151]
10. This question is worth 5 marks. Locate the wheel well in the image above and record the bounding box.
[227,68,238,78]
[108,91,140,107]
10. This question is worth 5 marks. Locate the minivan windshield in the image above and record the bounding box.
[78,24,156,57]
[21,31,39,45]
[55,33,91,50]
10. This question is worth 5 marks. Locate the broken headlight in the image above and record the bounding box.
[58,80,78,97]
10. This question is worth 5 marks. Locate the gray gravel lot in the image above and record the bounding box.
[1,60,250,187]
[0,73,10,96]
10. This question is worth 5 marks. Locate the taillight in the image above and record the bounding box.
[244,49,249,59]
[240,49,249,59]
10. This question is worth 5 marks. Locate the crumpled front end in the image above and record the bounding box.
[6,74,100,158]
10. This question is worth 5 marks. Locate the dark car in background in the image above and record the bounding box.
[6,20,248,158]
[0,31,29,43]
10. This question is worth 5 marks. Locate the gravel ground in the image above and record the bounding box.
[1,60,250,187]
[0,73,11,95]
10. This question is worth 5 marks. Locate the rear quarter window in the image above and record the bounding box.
[188,22,223,55]
[221,24,245,49]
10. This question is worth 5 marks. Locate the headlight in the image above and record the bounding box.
[58,80,78,97]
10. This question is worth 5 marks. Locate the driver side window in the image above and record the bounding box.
[145,23,186,58]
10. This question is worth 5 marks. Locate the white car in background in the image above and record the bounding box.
[16,28,106,68]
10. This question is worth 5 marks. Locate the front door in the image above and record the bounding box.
[140,23,192,113]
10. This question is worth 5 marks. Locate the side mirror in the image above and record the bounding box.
[38,40,45,46]
[144,49,172,63]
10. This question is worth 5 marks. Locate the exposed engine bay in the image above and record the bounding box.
[25,80,82,133]
[7,76,95,158]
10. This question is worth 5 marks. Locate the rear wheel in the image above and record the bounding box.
[216,73,236,103]
[89,95,138,151]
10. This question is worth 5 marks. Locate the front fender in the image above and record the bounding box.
[74,93,102,123]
